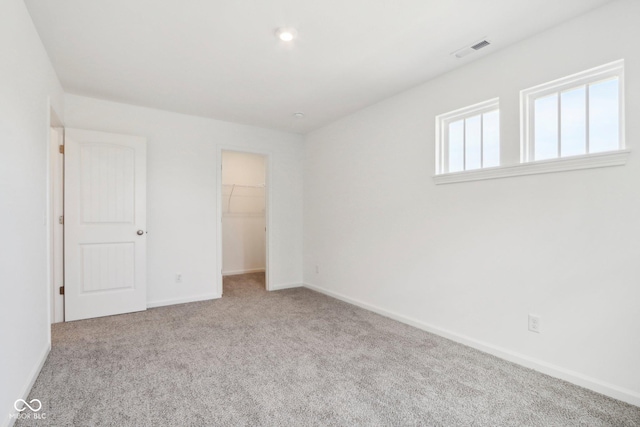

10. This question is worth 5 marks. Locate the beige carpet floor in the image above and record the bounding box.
[16,273,640,426]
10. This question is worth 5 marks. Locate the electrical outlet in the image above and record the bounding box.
[175,273,182,283]
[315,265,319,274]
[528,314,540,333]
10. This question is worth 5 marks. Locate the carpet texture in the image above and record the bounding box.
[16,273,640,426]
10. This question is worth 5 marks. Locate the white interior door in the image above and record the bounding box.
[64,129,147,321]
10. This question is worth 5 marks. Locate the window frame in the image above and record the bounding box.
[435,98,500,175]
[520,60,625,163]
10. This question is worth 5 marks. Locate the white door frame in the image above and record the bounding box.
[47,104,64,324]
[216,146,271,295]
[49,126,64,323]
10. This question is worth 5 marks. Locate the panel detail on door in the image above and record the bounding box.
[81,243,135,293]
[65,128,147,321]
[80,144,135,223]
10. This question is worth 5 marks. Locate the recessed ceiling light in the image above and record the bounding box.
[275,27,298,42]
[292,112,305,119]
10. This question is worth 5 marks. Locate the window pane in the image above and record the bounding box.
[560,86,586,157]
[448,120,464,173]
[589,78,619,153]
[465,115,481,170]
[534,93,558,160]
[482,110,500,168]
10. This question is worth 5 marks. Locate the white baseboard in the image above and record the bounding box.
[4,344,50,427]
[147,293,220,309]
[222,268,265,276]
[303,282,640,407]
[269,282,302,291]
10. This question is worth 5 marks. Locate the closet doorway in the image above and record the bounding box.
[219,150,268,295]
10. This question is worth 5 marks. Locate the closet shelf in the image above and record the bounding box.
[222,183,265,188]
[222,212,265,218]
[224,183,266,214]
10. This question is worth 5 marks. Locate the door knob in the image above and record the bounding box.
[137,230,144,236]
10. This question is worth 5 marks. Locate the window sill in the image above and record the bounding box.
[433,149,630,185]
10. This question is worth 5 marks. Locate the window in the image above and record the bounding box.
[436,98,500,175]
[521,60,624,162]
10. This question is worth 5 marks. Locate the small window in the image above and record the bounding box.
[435,98,500,174]
[521,60,624,162]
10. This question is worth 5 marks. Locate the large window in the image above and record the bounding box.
[521,60,624,162]
[436,98,500,174]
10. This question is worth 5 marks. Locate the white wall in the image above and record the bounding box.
[0,0,64,425]
[304,0,640,406]
[222,151,266,275]
[64,94,304,306]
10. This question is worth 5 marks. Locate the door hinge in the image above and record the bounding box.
[59,286,65,295]
[58,215,64,225]
[59,145,64,154]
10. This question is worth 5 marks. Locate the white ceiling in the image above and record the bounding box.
[25,0,613,133]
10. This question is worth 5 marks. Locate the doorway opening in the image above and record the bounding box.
[220,150,268,295]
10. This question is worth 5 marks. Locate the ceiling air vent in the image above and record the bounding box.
[471,40,490,50]
[452,38,491,59]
